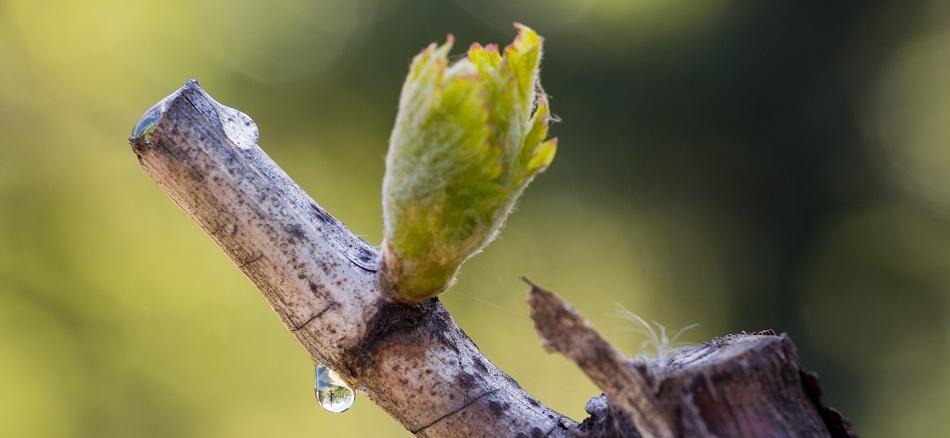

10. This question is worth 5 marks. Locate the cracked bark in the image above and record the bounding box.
[528,284,857,438]
[130,80,855,437]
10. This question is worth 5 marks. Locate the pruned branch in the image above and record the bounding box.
[130,80,573,437]
[527,283,856,438]
[528,280,675,437]
[130,80,854,438]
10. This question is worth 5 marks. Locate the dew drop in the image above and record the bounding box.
[206,95,259,151]
[131,88,183,143]
[315,363,355,413]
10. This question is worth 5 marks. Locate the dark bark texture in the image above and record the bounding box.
[530,284,856,438]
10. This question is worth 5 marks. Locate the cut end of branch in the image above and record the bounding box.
[527,281,857,438]
[130,79,201,147]
[130,78,259,153]
[526,281,676,438]
[526,281,597,356]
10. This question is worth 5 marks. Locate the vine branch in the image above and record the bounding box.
[130,80,573,437]
[130,80,855,438]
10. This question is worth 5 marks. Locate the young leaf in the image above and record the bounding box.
[380,24,558,302]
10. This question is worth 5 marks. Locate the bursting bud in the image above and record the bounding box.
[380,24,557,302]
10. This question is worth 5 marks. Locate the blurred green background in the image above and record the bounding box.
[2,0,949,436]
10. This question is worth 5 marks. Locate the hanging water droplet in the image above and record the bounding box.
[131,87,184,143]
[204,94,259,151]
[315,363,355,413]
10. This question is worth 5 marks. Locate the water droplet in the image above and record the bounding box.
[131,88,183,143]
[315,363,354,413]
[205,94,259,151]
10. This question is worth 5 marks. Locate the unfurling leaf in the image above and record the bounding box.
[380,24,558,303]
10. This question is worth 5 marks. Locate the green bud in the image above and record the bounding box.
[380,24,557,302]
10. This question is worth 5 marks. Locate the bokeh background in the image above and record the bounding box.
[2,0,949,436]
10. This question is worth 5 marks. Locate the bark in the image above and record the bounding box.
[130,80,572,437]
[529,284,856,438]
[129,80,854,437]
[528,282,674,437]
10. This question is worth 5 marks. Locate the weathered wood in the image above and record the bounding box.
[528,283,856,438]
[130,80,854,438]
[528,281,675,437]
[130,80,573,437]
[656,332,855,437]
